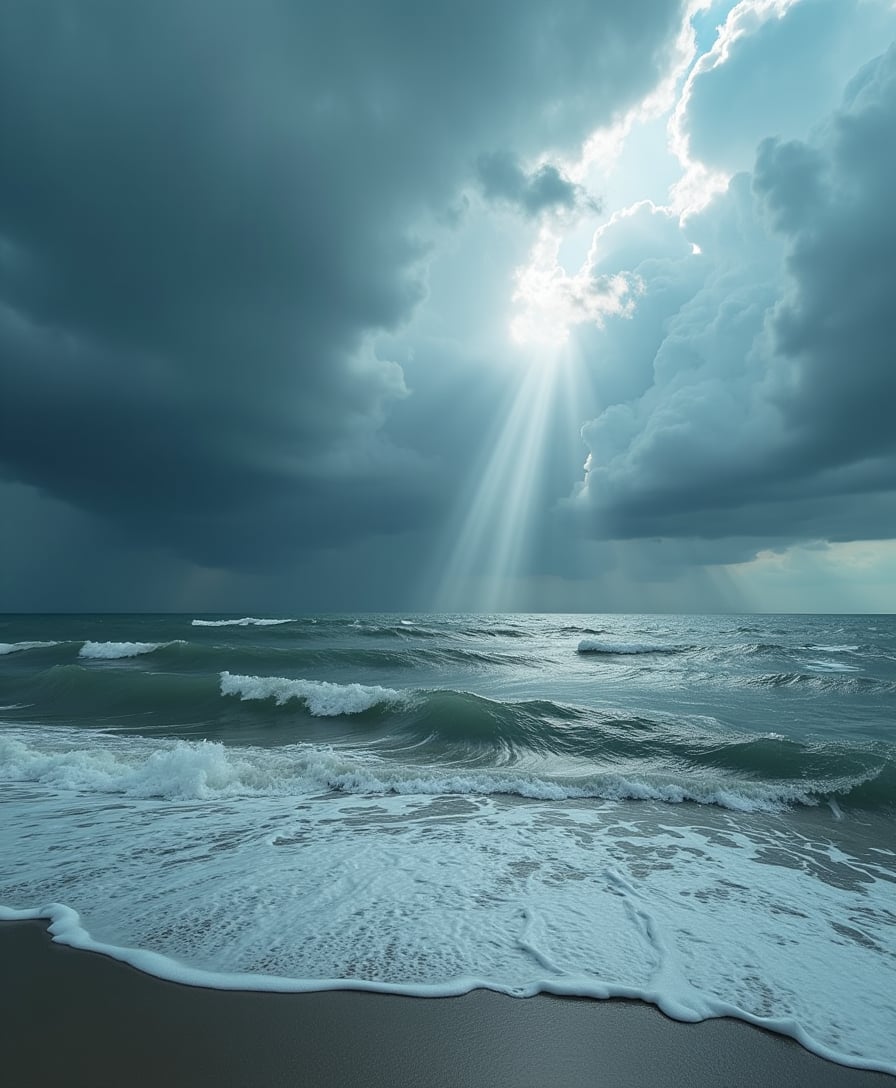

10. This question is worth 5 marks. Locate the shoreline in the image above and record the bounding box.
[3,920,894,1087]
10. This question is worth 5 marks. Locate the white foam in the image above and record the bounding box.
[0,641,59,655]
[0,732,274,800]
[192,618,295,627]
[220,671,403,717]
[1,780,894,1075]
[79,641,169,659]
[577,639,677,655]
[0,726,838,813]
[802,660,862,673]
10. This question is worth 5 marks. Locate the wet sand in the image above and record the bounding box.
[2,921,893,1087]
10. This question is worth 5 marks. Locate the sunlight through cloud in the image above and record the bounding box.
[435,359,559,610]
[509,226,643,349]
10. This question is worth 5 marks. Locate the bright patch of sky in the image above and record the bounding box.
[496,0,896,611]
[726,541,896,613]
[2,0,895,611]
[511,0,808,347]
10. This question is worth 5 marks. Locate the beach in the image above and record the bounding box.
[3,920,894,1087]
[4,0,896,1078]
[3,613,895,1076]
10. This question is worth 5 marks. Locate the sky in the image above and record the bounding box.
[2,0,895,613]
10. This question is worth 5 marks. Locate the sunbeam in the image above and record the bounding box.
[434,347,591,611]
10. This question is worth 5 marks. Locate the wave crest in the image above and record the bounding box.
[78,641,183,660]
[2,727,891,814]
[79,641,164,660]
[219,671,404,717]
[192,618,295,627]
[0,641,59,655]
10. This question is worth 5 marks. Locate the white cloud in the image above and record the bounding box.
[573,39,896,558]
[683,0,896,175]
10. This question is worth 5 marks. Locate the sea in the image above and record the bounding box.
[1,613,894,1073]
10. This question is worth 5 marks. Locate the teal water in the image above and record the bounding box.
[1,614,895,1072]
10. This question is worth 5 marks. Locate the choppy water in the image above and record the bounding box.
[1,613,894,1073]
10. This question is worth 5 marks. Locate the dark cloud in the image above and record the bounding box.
[0,0,686,578]
[575,43,896,552]
[758,48,896,461]
[477,151,595,217]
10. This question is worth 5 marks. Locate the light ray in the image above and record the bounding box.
[434,355,564,611]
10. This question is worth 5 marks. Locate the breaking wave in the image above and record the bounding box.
[79,641,180,660]
[1,722,887,818]
[0,641,60,655]
[1,715,893,814]
[219,672,404,717]
[192,617,296,627]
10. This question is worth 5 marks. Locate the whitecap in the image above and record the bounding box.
[79,641,168,660]
[191,618,295,627]
[0,641,59,655]
[219,671,403,716]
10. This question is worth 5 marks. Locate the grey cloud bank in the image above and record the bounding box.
[0,0,684,562]
[1,0,895,611]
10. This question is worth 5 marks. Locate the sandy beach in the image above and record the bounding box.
[2,920,893,1088]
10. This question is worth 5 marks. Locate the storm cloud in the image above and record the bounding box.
[477,151,594,217]
[0,0,685,570]
[2,0,895,612]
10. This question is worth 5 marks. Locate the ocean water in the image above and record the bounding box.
[1,613,894,1072]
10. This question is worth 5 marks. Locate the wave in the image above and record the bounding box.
[4,664,224,727]
[460,625,530,639]
[740,642,788,655]
[219,672,403,717]
[168,640,524,671]
[346,620,530,641]
[207,641,520,669]
[0,641,60,655]
[805,644,860,653]
[1,726,892,814]
[740,642,864,657]
[350,621,444,640]
[192,617,296,627]
[79,641,180,660]
[749,672,896,694]
[577,639,683,655]
[5,662,894,805]
[802,660,862,674]
[0,637,527,672]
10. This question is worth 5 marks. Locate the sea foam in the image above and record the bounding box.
[192,618,295,627]
[2,785,894,1076]
[79,641,171,659]
[0,726,861,813]
[0,641,59,655]
[219,671,403,716]
[0,732,276,800]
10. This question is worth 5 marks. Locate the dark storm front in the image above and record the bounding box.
[1,613,895,1072]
